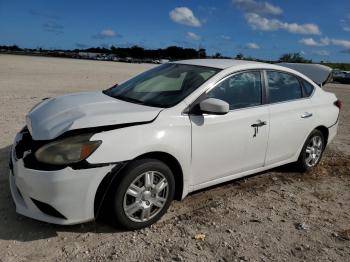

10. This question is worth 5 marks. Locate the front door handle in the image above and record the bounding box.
[301,112,313,118]
[251,120,267,137]
[251,120,267,128]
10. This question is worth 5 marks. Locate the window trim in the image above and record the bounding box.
[185,68,317,115]
[264,69,315,105]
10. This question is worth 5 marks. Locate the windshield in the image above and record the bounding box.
[104,63,221,108]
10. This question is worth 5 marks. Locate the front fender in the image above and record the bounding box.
[86,112,192,197]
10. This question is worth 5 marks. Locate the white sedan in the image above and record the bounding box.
[9,59,341,229]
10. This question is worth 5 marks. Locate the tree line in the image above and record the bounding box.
[1,44,349,69]
[0,45,206,60]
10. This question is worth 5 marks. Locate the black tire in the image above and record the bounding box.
[297,129,325,172]
[110,159,175,230]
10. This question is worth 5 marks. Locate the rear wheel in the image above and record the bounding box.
[111,159,175,230]
[297,130,325,171]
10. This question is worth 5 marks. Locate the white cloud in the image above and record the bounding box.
[221,35,231,40]
[286,23,320,35]
[186,32,201,41]
[299,38,325,46]
[331,38,350,49]
[169,7,202,27]
[299,37,350,49]
[233,0,282,16]
[94,29,117,39]
[246,42,260,49]
[245,13,321,35]
[341,24,350,32]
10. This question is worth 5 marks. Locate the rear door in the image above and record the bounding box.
[264,70,316,166]
[190,71,269,187]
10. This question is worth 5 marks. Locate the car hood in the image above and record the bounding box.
[26,91,162,140]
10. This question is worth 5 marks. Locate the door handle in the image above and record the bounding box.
[251,120,267,137]
[301,112,313,118]
[251,120,267,128]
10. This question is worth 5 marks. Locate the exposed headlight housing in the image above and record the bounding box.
[35,134,101,165]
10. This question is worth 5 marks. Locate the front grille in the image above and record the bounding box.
[31,198,67,219]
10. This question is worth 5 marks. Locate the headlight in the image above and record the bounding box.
[35,134,101,165]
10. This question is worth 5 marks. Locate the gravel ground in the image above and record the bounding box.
[0,54,349,262]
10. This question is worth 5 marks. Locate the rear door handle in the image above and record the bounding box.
[301,112,313,118]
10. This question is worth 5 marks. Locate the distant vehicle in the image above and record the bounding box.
[118,57,133,63]
[10,59,340,229]
[152,59,161,64]
[160,59,170,64]
[333,70,350,84]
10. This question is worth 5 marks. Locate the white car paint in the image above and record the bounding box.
[10,59,339,225]
[27,91,162,140]
[190,106,269,186]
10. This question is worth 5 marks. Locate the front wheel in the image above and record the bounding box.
[111,159,175,230]
[297,130,325,172]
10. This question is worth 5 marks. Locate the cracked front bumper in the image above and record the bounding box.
[9,132,115,225]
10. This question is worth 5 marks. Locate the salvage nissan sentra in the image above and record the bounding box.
[9,59,341,229]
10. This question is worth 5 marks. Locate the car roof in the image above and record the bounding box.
[172,59,331,86]
[173,59,264,69]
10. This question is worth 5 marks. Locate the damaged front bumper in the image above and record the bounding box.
[9,129,116,225]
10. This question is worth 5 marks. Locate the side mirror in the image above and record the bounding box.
[199,98,229,115]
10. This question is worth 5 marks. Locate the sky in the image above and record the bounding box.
[1,0,350,62]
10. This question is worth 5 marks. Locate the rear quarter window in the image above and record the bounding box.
[301,79,315,97]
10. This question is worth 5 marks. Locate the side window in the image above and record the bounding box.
[301,79,315,97]
[267,71,302,103]
[207,71,262,110]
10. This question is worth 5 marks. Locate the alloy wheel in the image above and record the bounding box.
[305,135,323,167]
[123,171,169,222]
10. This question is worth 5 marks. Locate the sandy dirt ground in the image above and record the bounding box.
[0,54,349,262]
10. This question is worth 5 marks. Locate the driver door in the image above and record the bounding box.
[190,71,269,187]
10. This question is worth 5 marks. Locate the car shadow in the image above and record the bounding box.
[0,145,123,242]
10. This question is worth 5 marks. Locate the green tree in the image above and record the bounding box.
[198,48,206,58]
[235,53,244,60]
[278,52,312,63]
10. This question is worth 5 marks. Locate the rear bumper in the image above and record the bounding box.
[9,132,115,225]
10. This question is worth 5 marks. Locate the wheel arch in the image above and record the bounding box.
[315,125,329,146]
[94,151,184,219]
[134,151,184,201]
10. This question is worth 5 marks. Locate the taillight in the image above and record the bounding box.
[334,100,342,110]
